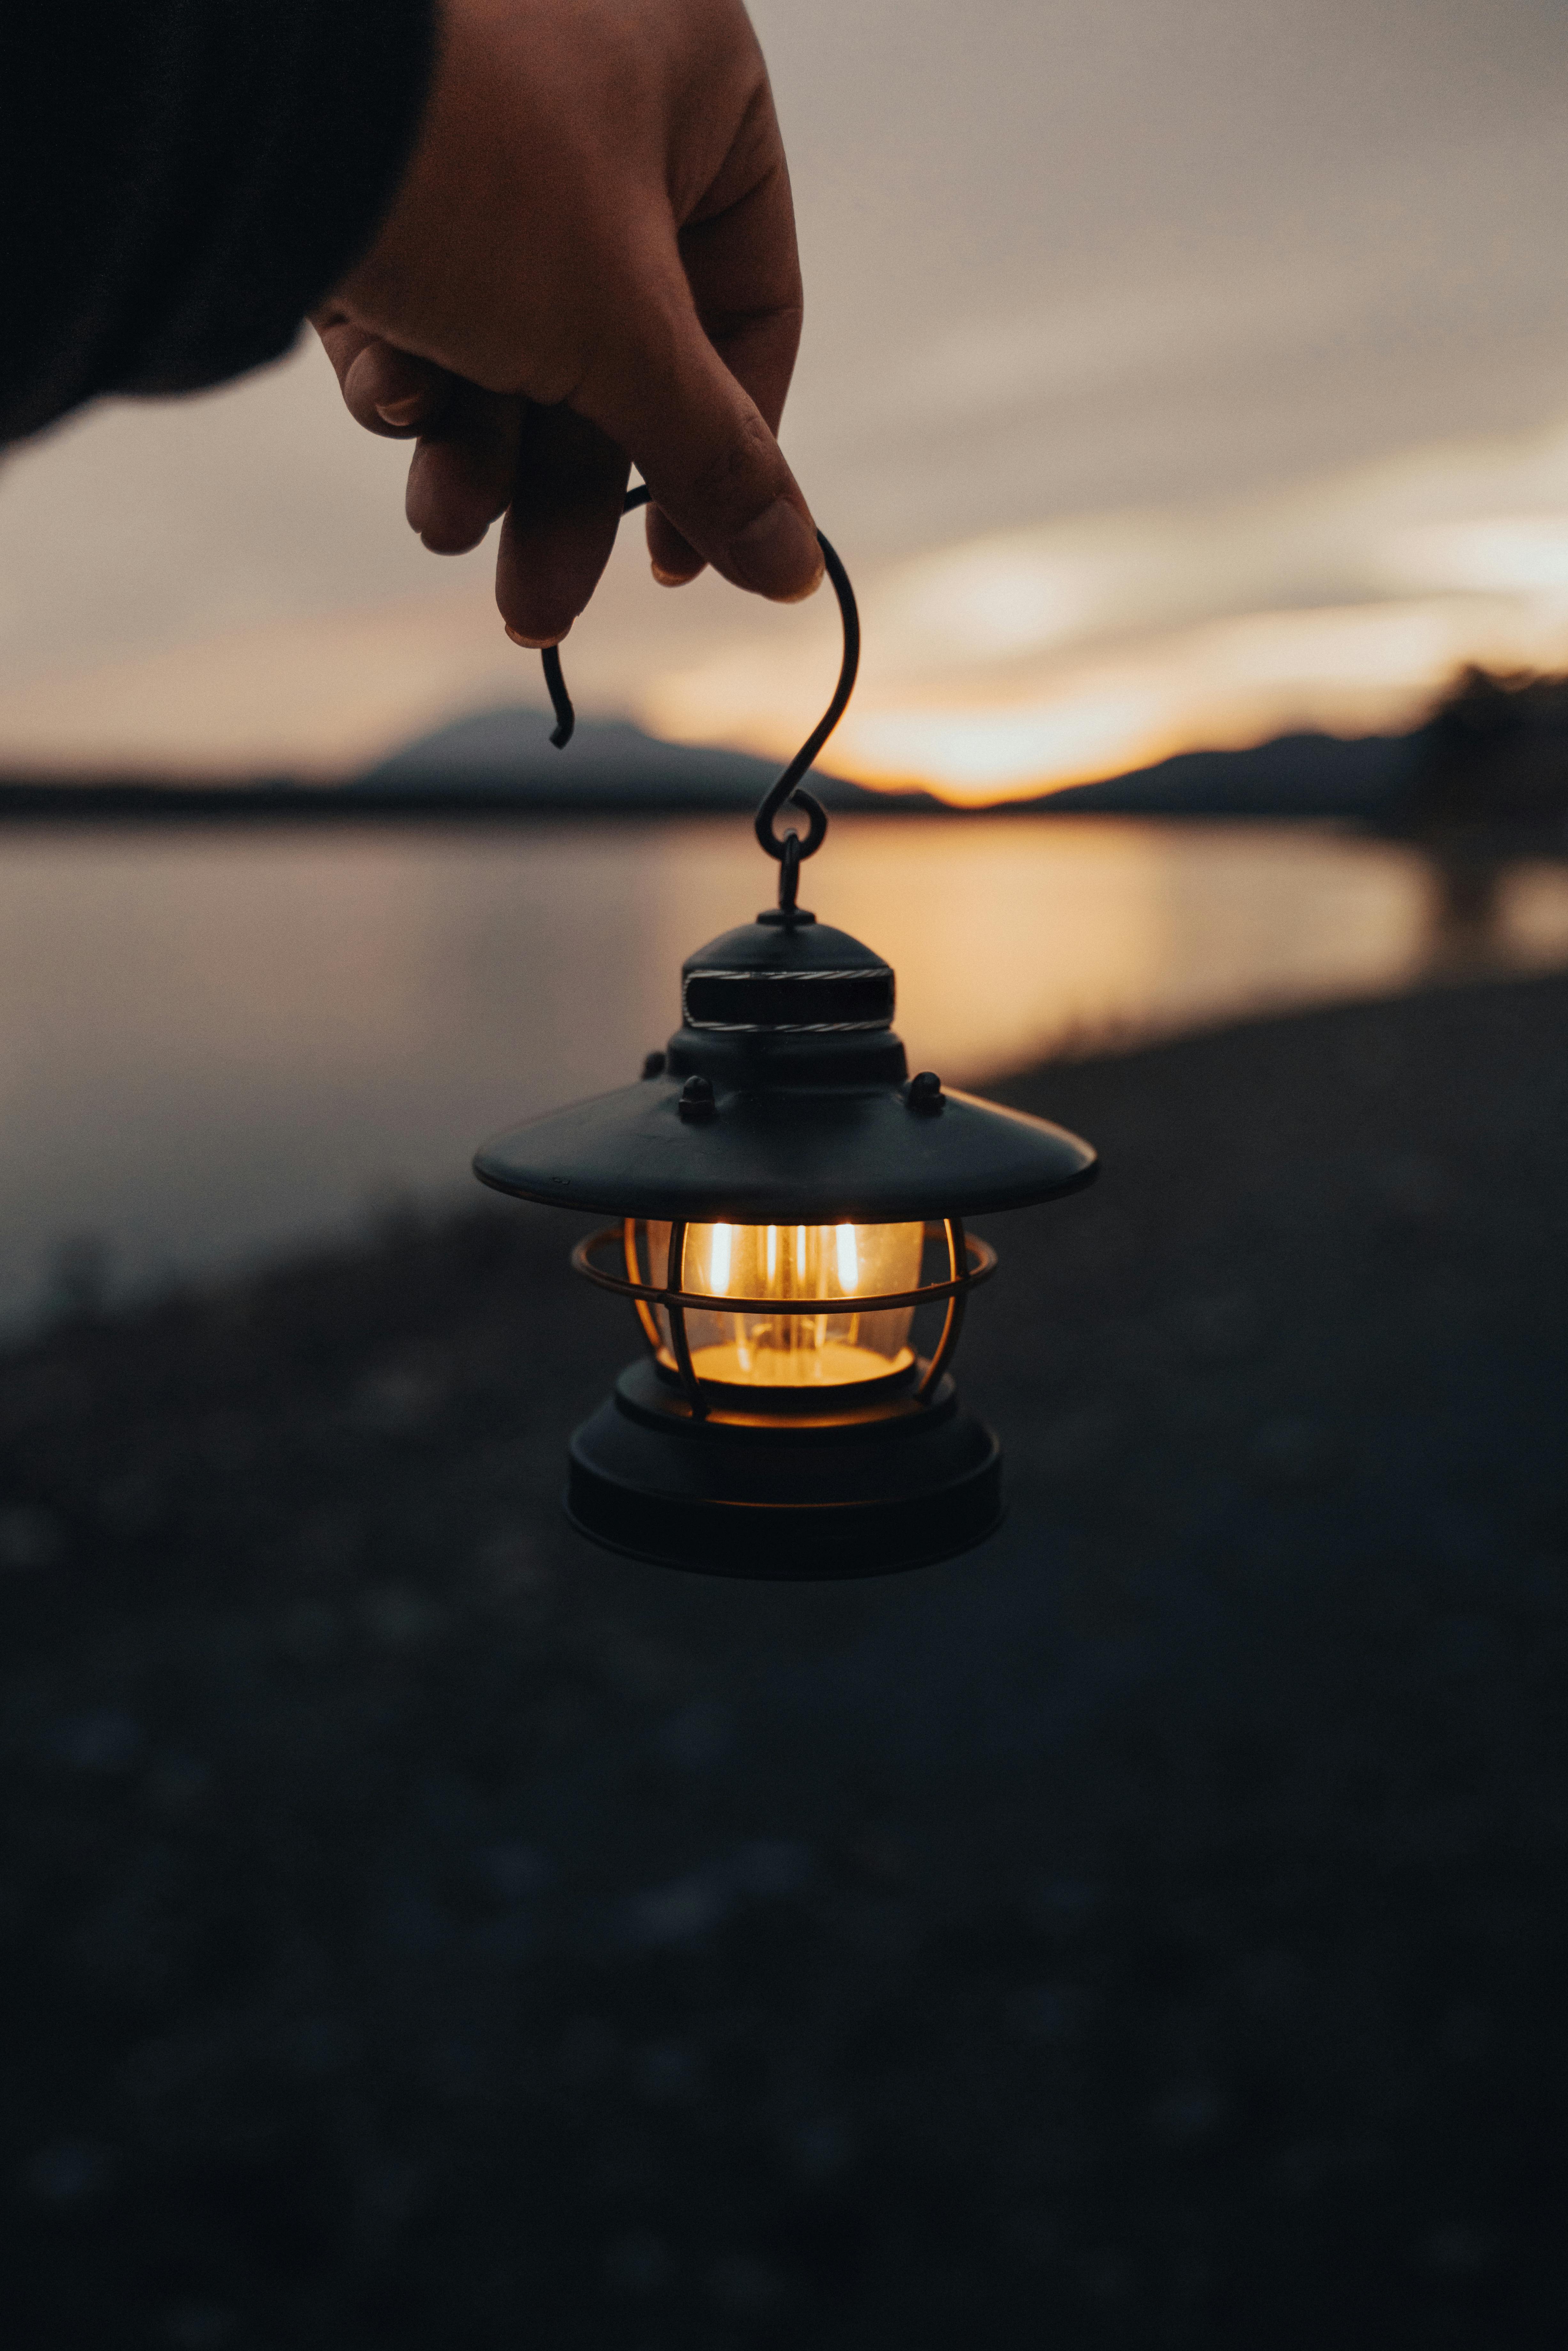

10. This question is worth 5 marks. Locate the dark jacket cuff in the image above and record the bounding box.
[0,0,439,444]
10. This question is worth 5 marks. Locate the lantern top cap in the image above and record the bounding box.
[683,916,887,977]
[681,917,895,1039]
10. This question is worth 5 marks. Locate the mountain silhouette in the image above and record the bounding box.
[355,706,1417,820]
[353,708,909,812]
[0,710,1424,823]
[1042,728,1419,819]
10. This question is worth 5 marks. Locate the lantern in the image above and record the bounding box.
[473,492,1097,1578]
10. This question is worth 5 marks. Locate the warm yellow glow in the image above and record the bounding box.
[642,1219,925,1389]
[836,1222,858,1292]
[709,1220,733,1295]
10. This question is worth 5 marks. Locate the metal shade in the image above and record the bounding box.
[474,912,1097,1222]
[475,1079,1093,1222]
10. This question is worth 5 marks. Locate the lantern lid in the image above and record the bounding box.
[679,915,895,1036]
[474,912,1097,1223]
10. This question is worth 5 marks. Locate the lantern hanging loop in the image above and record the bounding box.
[537,482,861,905]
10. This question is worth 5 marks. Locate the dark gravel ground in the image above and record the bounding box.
[3,971,1567,2351]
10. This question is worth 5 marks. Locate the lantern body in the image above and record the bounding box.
[474,907,1096,1578]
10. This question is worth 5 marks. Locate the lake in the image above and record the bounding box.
[2,813,1564,1326]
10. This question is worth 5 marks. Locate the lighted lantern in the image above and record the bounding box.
[473,494,1097,1578]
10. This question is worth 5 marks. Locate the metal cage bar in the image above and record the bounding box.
[916,1215,969,1403]
[662,1220,708,1419]
[570,1222,997,1318]
[622,1217,662,1355]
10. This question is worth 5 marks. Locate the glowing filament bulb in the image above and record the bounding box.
[709,1222,732,1295]
[643,1216,923,1390]
[835,1222,859,1294]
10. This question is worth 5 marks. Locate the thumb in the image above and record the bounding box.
[578,287,823,605]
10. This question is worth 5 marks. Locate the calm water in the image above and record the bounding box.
[2,814,1565,1325]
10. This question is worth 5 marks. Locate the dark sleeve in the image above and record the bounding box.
[0,0,438,446]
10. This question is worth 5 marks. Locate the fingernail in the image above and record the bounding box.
[505,623,566,649]
[651,560,700,587]
[375,396,424,427]
[727,499,823,600]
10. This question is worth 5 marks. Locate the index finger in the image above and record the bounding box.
[680,143,804,435]
[647,154,805,584]
[575,257,820,606]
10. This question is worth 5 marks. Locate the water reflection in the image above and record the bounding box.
[0,815,1564,1323]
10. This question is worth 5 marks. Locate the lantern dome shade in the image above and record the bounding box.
[475,1080,1094,1223]
[475,910,1095,1222]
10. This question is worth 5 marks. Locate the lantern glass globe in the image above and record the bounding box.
[638,1218,925,1389]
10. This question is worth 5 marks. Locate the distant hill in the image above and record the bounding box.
[1037,727,1420,820]
[356,705,1420,821]
[354,708,928,814]
[0,707,1433,825]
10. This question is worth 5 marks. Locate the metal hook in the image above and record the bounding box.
[537,483,858,878]
[777,828,802,913]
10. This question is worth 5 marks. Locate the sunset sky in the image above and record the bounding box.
[4,0,1568,798]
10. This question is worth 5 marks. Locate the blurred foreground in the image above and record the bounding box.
[2,973,1566,2347]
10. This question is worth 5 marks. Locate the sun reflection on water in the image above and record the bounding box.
[0,814,1564,1321]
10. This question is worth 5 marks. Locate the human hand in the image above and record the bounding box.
[313,0,819,647]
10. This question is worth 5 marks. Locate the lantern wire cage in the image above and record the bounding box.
[538,482,860,916]
[568,1218,999,1420]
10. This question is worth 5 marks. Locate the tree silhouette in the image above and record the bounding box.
[1411,665,1568,833]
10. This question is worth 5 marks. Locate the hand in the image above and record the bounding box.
[313,0,820,647]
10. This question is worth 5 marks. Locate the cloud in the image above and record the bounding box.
[0,595,525,778]
[6,1,1568,782]
[1379,515,1568,597]
[13,413,1568,791]
[643,420,1568,800]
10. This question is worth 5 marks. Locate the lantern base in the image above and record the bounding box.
[565,1359,1002,1579]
